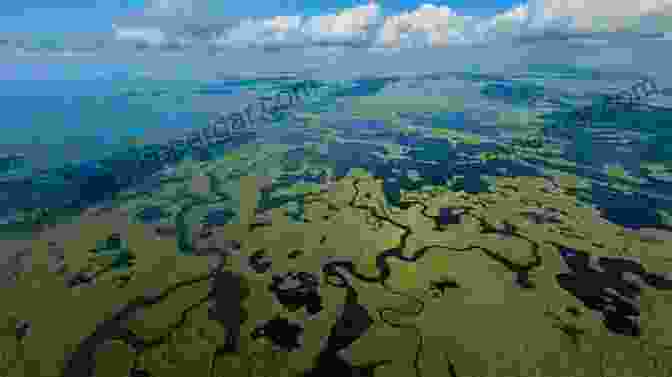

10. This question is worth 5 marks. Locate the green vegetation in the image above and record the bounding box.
[657,209,672,227]
[2,172,672,377]
[222,152,245,161]
[430,127,483,145]
[3,74,672,377]
[641,161,672,182]
[349,95,465,122]
[495,110,544,132]
[382,143,407,156]
[479,151,500,162]
[605,163,628,179]
[279,182,322,196]
[511,135,544,149]
[346,167,372,178]
[603,163,647,186]
[400,126,420,136]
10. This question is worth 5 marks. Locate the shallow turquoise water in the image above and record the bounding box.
[2,71,672,231]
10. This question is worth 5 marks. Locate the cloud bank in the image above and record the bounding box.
[105,0,672,52]
[122,0,672,48]
[3,0,672,60]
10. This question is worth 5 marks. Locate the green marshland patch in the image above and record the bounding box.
[349,95,465,121]
[496,110,544,132]
[347,167,372,178]
[430,127,483,145]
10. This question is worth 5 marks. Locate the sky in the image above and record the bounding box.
[1,0,672,181]
[1,0,672,82]
[1,0,520,31]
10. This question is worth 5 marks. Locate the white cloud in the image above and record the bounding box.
[209,2,584,50]
[113,24,167,44]
[302,3,383,41]
[221,15,306,47]
[144,0,194,17]
[376,4,468,47]
[216,3,383,47]
[530,0,672,31]
[15,0,672,58]
[567,37,610,46]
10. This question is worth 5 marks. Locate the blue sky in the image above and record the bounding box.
[1,0,672,178]
[0,0,520,32]
[1,0,671,85]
